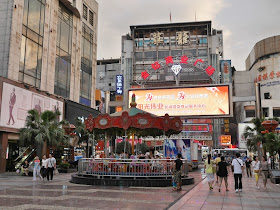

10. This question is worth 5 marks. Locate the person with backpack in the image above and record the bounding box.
[46,154,56,181]
[231,153,244,193]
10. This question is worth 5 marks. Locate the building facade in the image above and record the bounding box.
[235,35,280,123]
[120,21,224,148]
[0,0,98,172]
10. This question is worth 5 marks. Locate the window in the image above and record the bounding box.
[184,49,197,57]
[262,108,269,117]
[144,51,157,61]
[171,50,182,57]
[89,11,94,26]
[158,51,169,60]
[135,52,143,62]
[273,108,280,117]
[83,4,88,20]
[55,3,73,98]
[19,0,45,88]
[80,23,94,106]
[198,49,208,57]
[245,110,255,118]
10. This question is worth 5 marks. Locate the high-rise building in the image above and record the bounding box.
[121,21,224,148]
[0,0,98,172]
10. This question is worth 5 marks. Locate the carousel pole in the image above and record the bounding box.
[132,133,135,155]
[124,129,127,157]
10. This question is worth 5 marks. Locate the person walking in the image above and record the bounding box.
[215,154,221,183]
[173,153,183,191]
[41,155,48,181]
[260,156,269,190]
[252,156,261,189]
[204,154,215,190]
[217,156,229,192]
[33,156,42,181]
[245,157,252,177]
[46,154,56,181]
[231,153,244,193]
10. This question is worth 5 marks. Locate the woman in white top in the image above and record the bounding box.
[41,155,48,181]
[252,156,261,189]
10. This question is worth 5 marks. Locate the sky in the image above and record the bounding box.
[96,0,280,70]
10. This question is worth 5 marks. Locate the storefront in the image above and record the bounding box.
[0,77,64,173]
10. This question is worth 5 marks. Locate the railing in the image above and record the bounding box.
[78,158,189,177]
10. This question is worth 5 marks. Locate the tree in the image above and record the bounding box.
[243,118,265,153]
[135,143,149,155]
[74,118,92,158]
[116,141,131,154]
[19,109,69,157]
[263,132,280,156]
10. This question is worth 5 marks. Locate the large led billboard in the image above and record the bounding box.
[128,84,232,118]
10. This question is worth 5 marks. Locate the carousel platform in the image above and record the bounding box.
[70,158,194,187]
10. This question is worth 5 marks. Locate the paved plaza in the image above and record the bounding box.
[0,168,279,209]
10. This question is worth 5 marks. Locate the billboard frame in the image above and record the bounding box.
[128,83,233,118]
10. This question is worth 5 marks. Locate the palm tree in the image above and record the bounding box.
[19,109,69,157]
[243,118,265,153]
[264,132,280,156]
[74,118,91,158]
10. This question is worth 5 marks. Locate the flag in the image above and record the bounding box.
[170,12,172,23]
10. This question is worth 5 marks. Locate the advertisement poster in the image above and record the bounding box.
[129,85,231,117]
[0,82,63,129]
[164,139,191,160]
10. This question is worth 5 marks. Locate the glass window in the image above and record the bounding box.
[198,49,208,57]
[158,51,169,60]
[144,51,157,61]
[184,49,197,57]
[55,3,73,98]
[135,52,143,62]
[89,10,94,26]
[171,50,182,57]
[83,4,88,20]
[245,110,255,118]
[262,108,269,117]
[19,0,45,88]
[273,108,280,117]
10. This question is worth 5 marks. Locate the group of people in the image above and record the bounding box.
[204,153,272,193]
[21,154,56,181]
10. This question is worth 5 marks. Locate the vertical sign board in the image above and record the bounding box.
[238,123,254,149]
[220,60,232,83]
[116,75,123,95]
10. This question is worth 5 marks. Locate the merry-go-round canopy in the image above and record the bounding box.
[85,94,182,134]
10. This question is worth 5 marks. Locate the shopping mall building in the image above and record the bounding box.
[0,0,99,172]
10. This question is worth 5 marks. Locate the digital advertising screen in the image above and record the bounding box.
[128,84,232,118]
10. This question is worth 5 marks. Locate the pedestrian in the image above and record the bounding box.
[215,154,221,183]
[231,153,244,193]
[268,155,275,169]
[260,156,269,190]
[204,154,215,190]
[46,154,56,181]
[173,153,183,191]
[245,157,252,177]
[217,156,229,192]
[21,160,29,176]
[33,156,42,181]
[41,155,47,181]
[252,156,260,189]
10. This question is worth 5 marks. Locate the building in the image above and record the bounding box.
[120,21,224,148]
[234,35,280,123]
[96,58,122,114]
[0,0,98,172]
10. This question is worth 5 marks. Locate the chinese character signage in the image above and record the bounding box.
[224,118,230,134]
[129,84,232,118]
[220,135,231,146]
[220,60,232,83]
[116,75,123,95]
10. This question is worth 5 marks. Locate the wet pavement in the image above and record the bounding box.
[0,169,204,210]
[169,171,280,210]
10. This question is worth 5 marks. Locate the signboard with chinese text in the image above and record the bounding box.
[220,135,231,146]
[220,60,232,83]
[116,75,123,95]
[128,84,232,118]
[224,118,230,134]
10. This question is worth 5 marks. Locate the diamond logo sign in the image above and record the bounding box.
[171,65,182,76]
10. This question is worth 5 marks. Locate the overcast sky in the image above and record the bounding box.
[96,0,280,70]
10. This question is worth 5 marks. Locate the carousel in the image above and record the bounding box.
[70,94,194,187]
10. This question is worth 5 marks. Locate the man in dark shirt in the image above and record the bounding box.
[22,160,29,176]
[245,157,252,177]
[174,154,183,190]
